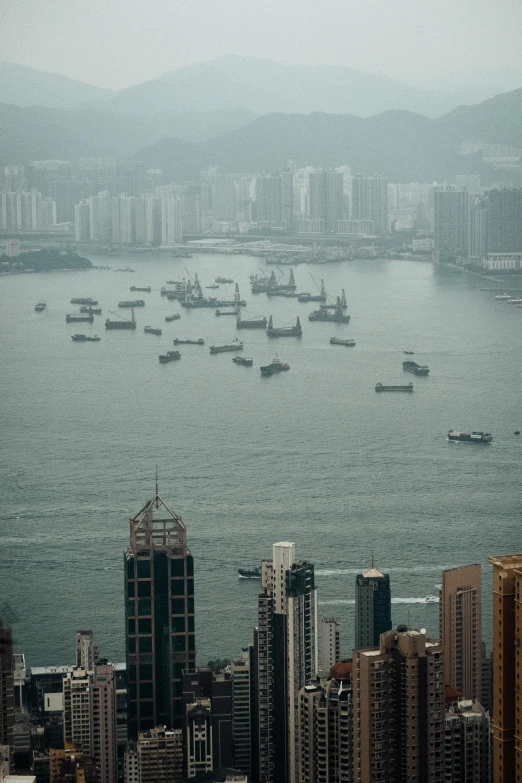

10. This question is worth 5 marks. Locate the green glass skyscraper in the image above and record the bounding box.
[125,491,195,739]
[354,565,392,649]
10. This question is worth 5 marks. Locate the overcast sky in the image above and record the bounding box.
[2,0,522,89]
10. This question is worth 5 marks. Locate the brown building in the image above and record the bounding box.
[353,627,445,783]
[124,726,183,783]
[0,621,14,771]
[488,553,522,783]
[440,564,482,702]
[90,665,117,783]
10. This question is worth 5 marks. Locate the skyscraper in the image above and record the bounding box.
[309,171,344,233]
[255,177,282,227]
[0,621,14,771]
[230,649,252,777]
[161,196,183,245]
[75,632,97,672]
[444,699,491,782]
[354,565,392,649]
[185,700,213,777]
[486,188,522,253]
[63,669,92,753]
[351,174,389,234]
[488,553,522,783]
[440,565,482,702]
[91,664,117,783]
[353,627,445,782]
[256,542,317,783]
[124,490,195,739]
[433,186,472,259]
[317,618,340,677]
[124,726,183,783]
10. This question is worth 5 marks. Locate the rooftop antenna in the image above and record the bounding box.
[155,465,159,508]
[371,548,374,569]
[407,608,411,628]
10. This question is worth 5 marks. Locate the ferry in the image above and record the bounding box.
[375,383,413,392]
[495,293,513,300]
[238,566,261,579]
[448,430,492,443]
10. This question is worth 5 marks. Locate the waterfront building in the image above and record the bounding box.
[161,196,183,245]
[488,553,522,783]
[185,700,213,777]
[433,186,472,259]
[444,699,491,782]
[124,727,183,783]
[486,187,522,253]
[317,618,340,677]
[309,171,344,233]
[351,174,389,234]
[0,192,57,231]
[48,180,92,224]
[74,201,91,242]
[256,542,317,783]
[354,565,392,649]
[0,622,14,771]
[111,196,134,244]
[62,669,91,753]
[124,490,195,739]
[353,627,445,782]
[255,176,282,227]
[88,193,112,243]
[440,565,482,702]
[336,219,373,235]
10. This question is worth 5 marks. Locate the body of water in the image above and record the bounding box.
[1,253,520,667]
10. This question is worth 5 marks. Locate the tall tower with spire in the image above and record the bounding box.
[354,560,392,649]
[124,488,195,739]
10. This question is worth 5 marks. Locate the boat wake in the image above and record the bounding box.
[316,566,456,576]
[319,597,438,606]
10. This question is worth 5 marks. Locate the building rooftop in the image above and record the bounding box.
[362,567,384,578]
[488,553,522,568]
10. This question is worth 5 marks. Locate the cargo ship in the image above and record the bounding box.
[448,430,492,443]
[375,383,413,392]
[173,338,204,345]
[118,299,145,308]
[238,566,261,579]
[403,360,429,376]
[237,314,267,329]
[216,277,234,284]
[66,313,94,323]
[308,306,350,323]
[298,279,326,303]
[159,350,181,363]
[260,357,290,376]
[105,310,136,330]
[144,326,162,336]
[210,339,244,354]
[232,356,253,367]
[71,334,101,342]
[34,302,46,312]
[80,306,102,315]
[130,286,151,293]
[165,314,181,322]
[330,337,355,346]
[70,298,98,305]
[266,315,302,337]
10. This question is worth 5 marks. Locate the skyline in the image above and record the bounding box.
[1,0,522,91]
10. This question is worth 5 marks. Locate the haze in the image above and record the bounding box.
[2,0,522,90]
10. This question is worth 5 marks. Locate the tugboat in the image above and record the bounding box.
[130,286,151,293]
[159,350,181,363]
[375,383,413,392]
[71,334,101,342]
[66,313,94,323]
[105,310,136,330]
[216,277,234,284]
[70,298,98,305]
[232,356,253,367]
[173,338,204,345]
[34,302,47,312]
[210,339,244,354]
[238,566,261,579]
[266,315,302,337]
[80,306,102,315]
[165,314,181,322]
[308,305,350,323]
[260,357,290,376]
[118,299,145,308]
[236,314,267,329]
[330,337,355,346]
[448,430,492,443]
[144,326,162,336]
[403,360,429,376]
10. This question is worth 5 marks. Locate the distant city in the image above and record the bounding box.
[0,485,518,782]
[1,160,522,275]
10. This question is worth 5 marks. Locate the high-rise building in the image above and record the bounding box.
[161,197,183,245]
[124,490,195,739]
[124,726,183,783]
[75,632,97,672]
[354,565,392,649]
[111,196,134,244]
[256,542,317,783]
[353,627,445,782]
[433,186,472,259]
[88,193,112,242]
[298,662,353,783]
[317,619,340,677]
[0,621,14,771]
[230,649,252,777]
[444,699,491,782]
[486,188,522,253]
[185,700,213,777]
[48,180,92,223]
[309,171,344,233]
[488,553,522,783]
[63,669,91,753]
[255,177,282,227]
[440,565,482,702]
[181,669,232,770]
[91,665,117,783]
[351,174,389,234]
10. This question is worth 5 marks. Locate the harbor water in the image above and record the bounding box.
[1,253,521,666]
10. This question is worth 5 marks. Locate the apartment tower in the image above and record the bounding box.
[91,664,117,783]
[354,565,392,649]
[317,618,341,677]
[353,627,445,782]
[440,564,482,702]
[124,726,183,783]
[0,621,14,771]
[444,699,491,782]
[488,553,522,783]
[124,490,195,739]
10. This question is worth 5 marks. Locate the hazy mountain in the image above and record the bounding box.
[95,56,502,118]
[132,88,522,183]
[0,61,114,108]
[0,103,255,167]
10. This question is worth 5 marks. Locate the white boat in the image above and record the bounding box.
[495,293,512,300]
[425,595,439,603]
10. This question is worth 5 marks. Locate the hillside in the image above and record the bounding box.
[0,61,113,108]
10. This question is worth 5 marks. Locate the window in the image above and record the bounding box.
[137,559,151,578]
